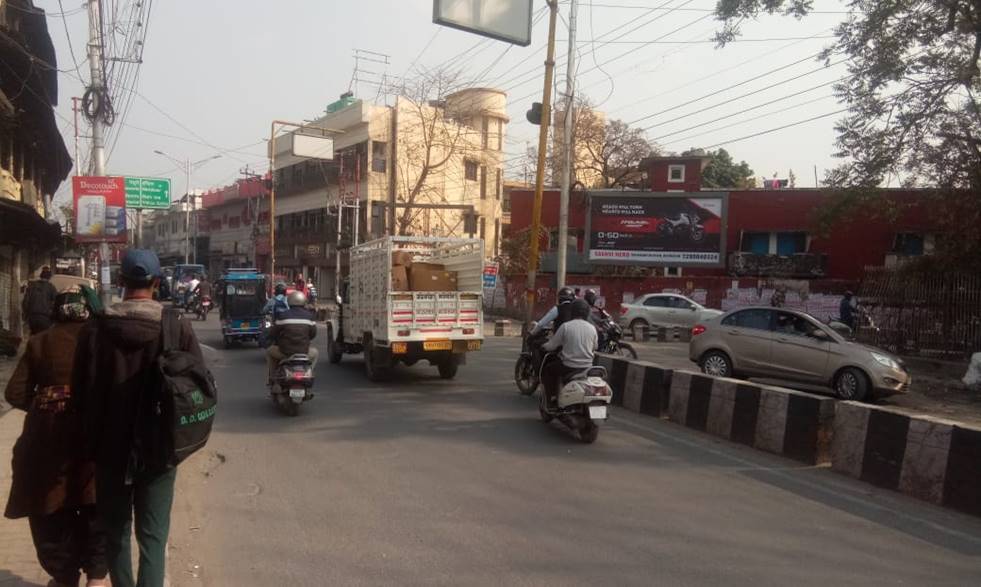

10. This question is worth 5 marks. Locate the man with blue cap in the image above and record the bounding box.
[72,249,204,587]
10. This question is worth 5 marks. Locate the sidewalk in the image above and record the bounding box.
[0,410,48,586]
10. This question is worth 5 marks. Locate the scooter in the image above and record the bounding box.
[270,354,315,417]
[537,359,613,444]
[194,295,212,321]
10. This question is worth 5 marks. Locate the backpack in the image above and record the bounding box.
[137,309,217,470]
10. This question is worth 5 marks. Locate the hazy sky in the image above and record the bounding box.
[42,0,851,205]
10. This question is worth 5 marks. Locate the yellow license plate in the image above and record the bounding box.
[423,340,452,351]
[241,322,250,328]
[391,342,408,354]
[467,340,482,351]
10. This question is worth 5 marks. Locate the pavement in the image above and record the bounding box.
[3,317,981,585]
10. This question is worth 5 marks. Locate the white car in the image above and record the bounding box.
[619,293,722,331]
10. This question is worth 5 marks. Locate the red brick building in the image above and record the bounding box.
[502,156,939,316]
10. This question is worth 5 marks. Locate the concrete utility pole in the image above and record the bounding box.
[557,0,578,290]
[524,0,559,327]
[86,0,111,305]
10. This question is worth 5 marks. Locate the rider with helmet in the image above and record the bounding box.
[530,286,576,336]
[266,290,318,384]
[541,299,598,406]
[262,282,290,319]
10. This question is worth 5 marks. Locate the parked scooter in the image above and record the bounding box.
[270,354,315,417]
[537,361,613,443]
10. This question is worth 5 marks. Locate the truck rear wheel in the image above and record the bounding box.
[364,340,387,382]
[327,326,343,364]
[437,356,460,379]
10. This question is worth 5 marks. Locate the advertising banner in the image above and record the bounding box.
[482,263,499,289]
[72,176,127,243]
[587,192,727,267]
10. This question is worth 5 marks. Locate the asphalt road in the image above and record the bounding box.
[167,315,981,586]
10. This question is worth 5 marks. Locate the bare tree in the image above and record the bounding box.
[394,69,484,236]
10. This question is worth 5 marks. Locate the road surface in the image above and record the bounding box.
[167,316,981,586]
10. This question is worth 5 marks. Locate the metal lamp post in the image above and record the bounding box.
[153,151,222,263]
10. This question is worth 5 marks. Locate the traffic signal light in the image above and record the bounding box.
[526,102,543,125]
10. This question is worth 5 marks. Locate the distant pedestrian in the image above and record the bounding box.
[306,279,317,304]
[21,266,58,335]
[72,250,203,587]
[4,286,108,587]
[839,291,856,329]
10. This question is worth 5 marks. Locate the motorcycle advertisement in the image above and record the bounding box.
[586,192,727,266]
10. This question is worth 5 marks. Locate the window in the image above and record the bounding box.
[479,217,486,240]
[481,117,489,149]
[741,232,770,254]
[495,119,503,151]
[776,232,807,255]
[664,267,682,277]
[480,166,487,199]
[774,312,820,337]
[668,164,685,183]
[893,232,925,256]
[495,168,502,199]
[494,219,501,256]
[722,309,773,331]
[666,296,695,310]
[643,296,669,308]
[372,141,387,173]
[465,160,478,181]
[502,191,511,212]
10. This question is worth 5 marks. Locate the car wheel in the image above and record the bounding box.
[628,319,649,338]
[700,351,732,378]
[834,368,869,401]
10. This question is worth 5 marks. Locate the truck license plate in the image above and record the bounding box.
[423,340,452,351]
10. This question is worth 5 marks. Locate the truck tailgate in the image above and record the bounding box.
[389,292,482,340]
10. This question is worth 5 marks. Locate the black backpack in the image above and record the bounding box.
[136,309,217,470]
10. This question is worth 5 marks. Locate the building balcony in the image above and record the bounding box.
[728,251,827,278]
[540,250,592,274]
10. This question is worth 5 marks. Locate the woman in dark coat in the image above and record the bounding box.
[4,287,108,587]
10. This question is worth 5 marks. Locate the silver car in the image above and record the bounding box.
[619,293,722,332]
[688,307,910,401]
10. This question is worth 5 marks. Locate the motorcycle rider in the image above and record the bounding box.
[262,282,290,320]
[839,291,856,329]
[541,299,598,407]
[582,289,610,347]
[530,286,576,336]
[266,291,318,385]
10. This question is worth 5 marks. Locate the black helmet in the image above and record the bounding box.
[844,290,854,298]
[571,299,591,320]
[274,282,287,296]
[583,289,597,306]
[557,286,576,303]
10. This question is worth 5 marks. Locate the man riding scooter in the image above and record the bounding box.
[266,291,318,386]
[541,299,598,408]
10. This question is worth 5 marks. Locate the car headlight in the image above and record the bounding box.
[871,352,900,370]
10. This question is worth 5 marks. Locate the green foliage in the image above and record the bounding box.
[683,148,755,188]
[715,0,981,269]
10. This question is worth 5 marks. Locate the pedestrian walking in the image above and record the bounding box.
[72,250,204,587]
[21,266,58,335]
[4,286,108,587]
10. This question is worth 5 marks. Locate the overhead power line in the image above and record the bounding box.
[700,108,848,149]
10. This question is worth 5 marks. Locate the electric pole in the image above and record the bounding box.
[85,0,111,305]
[557,0,578,290]
[524,0,560,327]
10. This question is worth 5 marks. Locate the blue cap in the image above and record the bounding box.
[120,249,161,283]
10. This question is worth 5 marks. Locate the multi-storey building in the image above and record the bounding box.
[0,0,72,334]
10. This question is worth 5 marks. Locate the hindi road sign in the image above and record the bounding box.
[125,176,171,209]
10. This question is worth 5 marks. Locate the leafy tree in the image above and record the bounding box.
[682,148,756,188]
[714,0,981,270]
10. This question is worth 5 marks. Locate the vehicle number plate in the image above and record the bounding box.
[423,340,452,351]
[391,342,408,354]
[588,406,607,420]
[241,322,250,328]
[289,388,305,399]
[466,340,482,351]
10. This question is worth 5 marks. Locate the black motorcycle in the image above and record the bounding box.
[514,330,548,395]
[657,212,706,243]
[597,317,637,359]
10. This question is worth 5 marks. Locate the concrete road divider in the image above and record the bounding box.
[595,353,629,405]
[832,402,981,517]
[623,361,673,417]
[668,371,836,465]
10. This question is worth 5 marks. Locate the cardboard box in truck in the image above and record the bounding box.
[391,251,414,267]
[391,265,409,291]
[409,263,457,291]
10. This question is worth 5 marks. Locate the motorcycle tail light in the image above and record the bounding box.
[692,324,706,337]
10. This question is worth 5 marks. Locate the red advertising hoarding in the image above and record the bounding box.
[587,191,727,267]
[72,176,127,243]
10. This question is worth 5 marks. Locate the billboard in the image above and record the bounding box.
[72,176,127,243]
[433,0,533,46]
[587,192,727,267]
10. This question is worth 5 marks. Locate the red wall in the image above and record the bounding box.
[508,188,935,282]
[649,160,704,193]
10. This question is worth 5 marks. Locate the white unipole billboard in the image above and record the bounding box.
[433,0,533,46]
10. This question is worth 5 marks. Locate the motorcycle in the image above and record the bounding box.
[270,354,315,417]
[195,295,212,321]
[826,307,878,340]
[593,310,637,359]
[514,328,548,395]
[656,212,706,243]
[538,361,613,444]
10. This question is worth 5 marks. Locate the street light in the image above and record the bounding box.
[153,150,222,264]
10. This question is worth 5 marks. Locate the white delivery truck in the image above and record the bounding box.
[326,236,485,381]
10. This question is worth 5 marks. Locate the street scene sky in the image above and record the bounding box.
[45,0,850,204]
